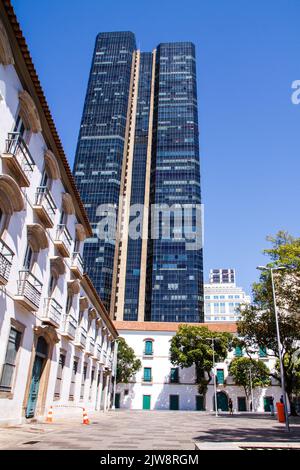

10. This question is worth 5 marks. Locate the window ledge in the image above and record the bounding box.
[0,391,14,399]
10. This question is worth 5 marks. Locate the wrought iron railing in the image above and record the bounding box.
[55,224,72,250]
[43,297,63,325]
[61,314,77,338]
[75,326,87,348]
[5,132,35,176]
[0,239,14,282]
[17,270,42,308]
[35,186,57,220]
[71,252,84,272]
[88,337,95,355]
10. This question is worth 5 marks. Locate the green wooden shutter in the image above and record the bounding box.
[143,367,152,382]
[217,369,224,384]
[143,395,151,409]
[259,346,267,357]
[170,368,179,383]
[145,341,153,355]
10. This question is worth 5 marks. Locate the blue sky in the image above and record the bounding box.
[12,0,300,294]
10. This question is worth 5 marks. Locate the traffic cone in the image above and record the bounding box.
[82,408,90,425]
[46,406,53,423]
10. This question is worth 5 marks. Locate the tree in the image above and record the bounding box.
[237,231,300,415]
[170,325,233,402]
[116,337,142,384]
[229,357,271,410]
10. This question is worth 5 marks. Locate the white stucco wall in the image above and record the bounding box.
[0,48,117,425]
[116,329,281,412]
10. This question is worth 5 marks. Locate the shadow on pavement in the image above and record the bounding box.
[194,416,300,443]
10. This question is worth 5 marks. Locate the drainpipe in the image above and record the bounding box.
[112,339,119,410]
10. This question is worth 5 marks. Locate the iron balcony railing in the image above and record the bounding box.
[95,343,101,360]
[43,297,63,326]
[55,224,72,250]
[35,186,57,220]
[0,239,14,283]
[5,132,35,176]
[17,270,43,309]
[87,337,95,355]
[71,252,84,273]
[62,314,77,339]
[75,326,87,348]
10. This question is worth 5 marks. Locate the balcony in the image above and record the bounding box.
[0,239,14,285]
[2,132,35,187]
[74,326,87,349]
[14,270,42,311]
[54,224,72,258]
[99,349,107,365]
[61,314,77,340]
[41,297,63,328]
[33,186,57,228]
[93,343,102,361]
[86,337,95,356]
[70,252,84,278]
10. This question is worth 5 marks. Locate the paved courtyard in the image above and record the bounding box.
[0,410,300,450]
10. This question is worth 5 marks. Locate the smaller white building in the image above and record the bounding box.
[204,269,251,322]
[114,321,281,413]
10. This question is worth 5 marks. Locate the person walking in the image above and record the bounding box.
[269,396,275,416]
[228,398,233,415]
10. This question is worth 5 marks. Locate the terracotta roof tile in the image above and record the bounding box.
[114,321,237,333]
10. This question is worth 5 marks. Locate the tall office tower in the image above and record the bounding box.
[73,33,204,322]
[73,32,136,309]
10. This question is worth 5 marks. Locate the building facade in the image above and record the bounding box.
[114,322,280,412]
[73,34,204,323]
[0,2,117,426]
[204,269,250,322]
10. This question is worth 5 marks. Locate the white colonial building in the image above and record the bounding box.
[0,2,117,426]
[114,321,281,413]
[204,269,251,322]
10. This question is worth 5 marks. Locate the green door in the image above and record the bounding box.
[143,395,151,410]
[238,397,247,411]
[196,395,204,411]
[25,355,44,418]
[264,396,272,412]
[214,392,228,411]
[169,395,179,410]
[115,393,121,409]
[25,337,48,418]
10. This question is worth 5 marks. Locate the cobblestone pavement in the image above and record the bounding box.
[0,411,300,450]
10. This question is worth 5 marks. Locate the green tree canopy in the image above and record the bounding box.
[237,231,300,414]
[229,357,271,409]
[116,337,142,384]
[170,325,233,395]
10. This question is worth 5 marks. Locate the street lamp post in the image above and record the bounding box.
[211,338,218,417]
[249,365,254,412]
[257,265,290,432]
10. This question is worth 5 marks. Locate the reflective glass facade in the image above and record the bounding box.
[145,43,203,322]
[74,34,203,322]
[73,32,136,309]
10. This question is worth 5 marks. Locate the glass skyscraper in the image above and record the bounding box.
[73,32,204,322]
